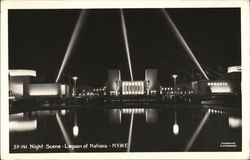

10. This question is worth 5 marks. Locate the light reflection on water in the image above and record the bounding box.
[108,108,158,124]
[9,105,242,152]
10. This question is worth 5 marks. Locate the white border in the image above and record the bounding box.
[1,0,249,159]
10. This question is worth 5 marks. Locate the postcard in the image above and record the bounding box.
[1,0,249,159]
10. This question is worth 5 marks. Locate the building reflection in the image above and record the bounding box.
[108,108,158,124]
[173,111,179,135]
[9,113,37,132]
[228,116,241,128]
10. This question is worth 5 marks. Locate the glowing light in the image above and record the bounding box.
[173,123,179,135]
[9,82,25,97]
[120,9,135,152]
[61,110,66,116]
[172,74,178,79]
[60,84,66,95]
[56,10,87,82]
[9,69,36,77]
[28,84,60,96]
[72,76,78,81]
[9,120,37,132]
[210,85,232,93]
[122,108,144,114]
[120,9,133,81]
[73,125,79,137]
[162,9,209,80]
[122,81,144,95]
[227,66,241,73]
[228,116,242,128]
[185,110,210,151]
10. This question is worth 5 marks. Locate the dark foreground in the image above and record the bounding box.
[9,102,241,153]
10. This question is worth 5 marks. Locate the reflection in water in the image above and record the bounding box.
[108,108,158,124]
[108,108,159,151]
[173,111,179,135]
[208,108,226,114]
[228,116,241,128]
[145,109,158,124]
[73,111,79,137]
[185,110,210,151]
[122,108,144,114]
[9,113,37,132]
[73,125,79,137]
[127,111,134,152]
[9,105,241,152]
[173,124,179,136]
[109,109,122,124]
[31,110,57,117]
[55,113,73,152]
[61,109,66,116]
[10,120,37,132]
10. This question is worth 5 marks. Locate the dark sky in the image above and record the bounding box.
[8,8,241,86]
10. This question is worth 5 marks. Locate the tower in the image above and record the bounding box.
[145,69,158,93]
[107,70,121,95]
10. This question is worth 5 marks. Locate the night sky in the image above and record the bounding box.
[8,8,241,86]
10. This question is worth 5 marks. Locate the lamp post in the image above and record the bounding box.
[72,76,78,96]
[172,74,178,94]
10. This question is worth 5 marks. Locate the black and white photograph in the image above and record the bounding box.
[1,0,250,159]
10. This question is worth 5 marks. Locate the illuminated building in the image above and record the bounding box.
[198,80,233,95]
[60,84,70,98]
[26,84,61,97]
[122,81,144,95]
[145,69,159,94]
[107,70,121,95]
[160,79,235,96]
[24,83,70,98]
[227,66,241,73]
[9,69,36,99]
[225,65,241,95]
[196,66,241,95]
[106,69,159,96]
[9,69,71,99]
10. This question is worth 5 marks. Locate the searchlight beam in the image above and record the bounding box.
[120,9,134,81]
[162,9,209,80]
[56,10,87,82]
[184,110,210,151]
[56,113,74,152]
